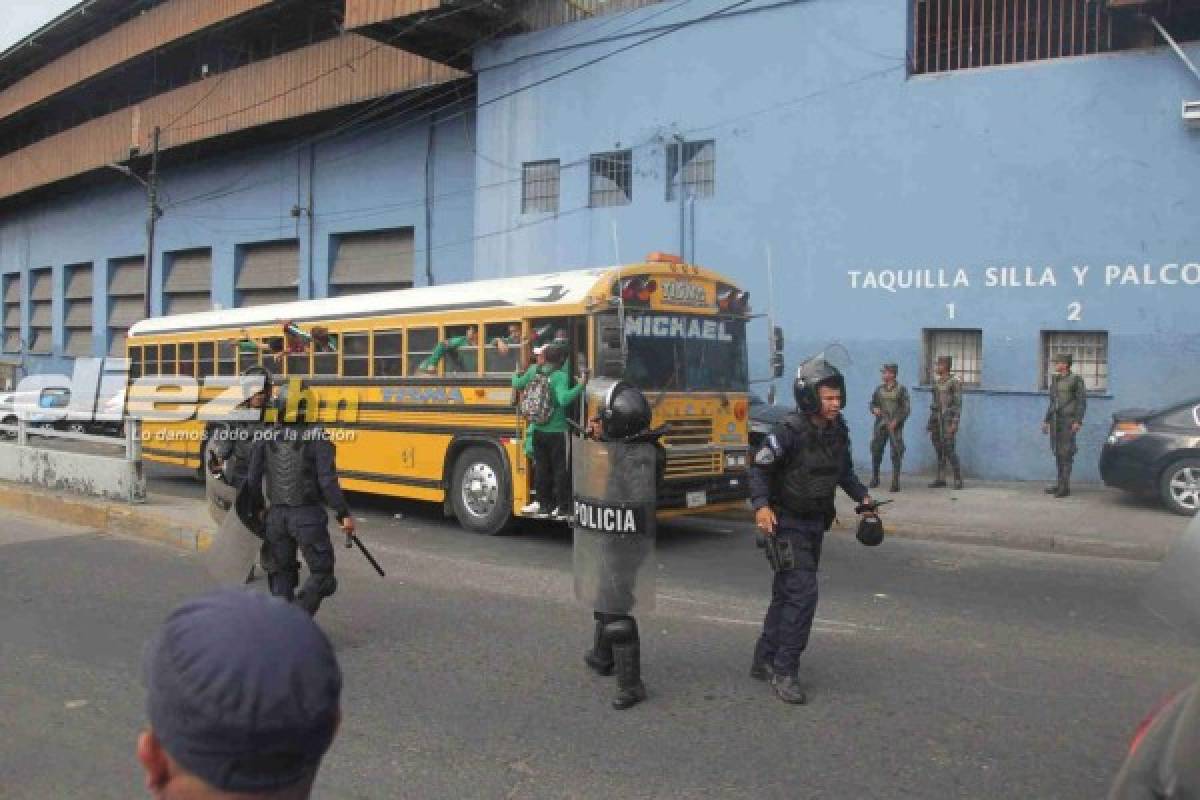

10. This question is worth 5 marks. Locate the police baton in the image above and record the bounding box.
[344,532,386,577]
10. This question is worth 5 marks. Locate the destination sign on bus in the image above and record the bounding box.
[658,278,710,308]
[624,314,735,342]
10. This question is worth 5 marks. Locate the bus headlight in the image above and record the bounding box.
[725,451,747,469]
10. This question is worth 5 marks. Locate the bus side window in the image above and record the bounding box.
[218,341,237,376]
[443,324,479,375]
[342,332,370,377]
[128,346,143,380]
[161,343,178,377]
[314,338,338,376]
[407,328,439,376]
[287,350,311,376]
[179,342,195,378]
[144,344,160,377]
[198,342,215,378]
[485,322,521,374]
[373,330,403,377]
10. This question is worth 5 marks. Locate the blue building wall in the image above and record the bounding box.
[472,0,1200,481]
[0,100,477,378]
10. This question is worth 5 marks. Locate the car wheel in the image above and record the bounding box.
[450,445,512,535]
[1159,458,1200,517]
[67,422,87,434]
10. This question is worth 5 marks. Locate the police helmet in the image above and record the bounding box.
[793,358,846,414]
[239,365,273,396]
[598,380,652,440]
[856,514,885,547]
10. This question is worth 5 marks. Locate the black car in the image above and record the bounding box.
[1099,397,1200,516]
[748,391,789,450]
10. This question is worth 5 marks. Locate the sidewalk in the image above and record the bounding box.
[0,473,1190,562]
[764,475,1187,562]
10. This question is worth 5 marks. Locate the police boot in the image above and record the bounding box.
[869,458,881,489]
[584,619,614,676]
[770,673,808,705]
[606,620,646,710]
[1055,461,1072,498]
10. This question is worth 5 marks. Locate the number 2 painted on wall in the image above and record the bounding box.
[1067,302,1082,322]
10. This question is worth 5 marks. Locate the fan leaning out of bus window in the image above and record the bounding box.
[418,327,478,374]
[513,343,588,519]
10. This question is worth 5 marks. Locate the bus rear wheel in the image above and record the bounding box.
[451,446,512,535]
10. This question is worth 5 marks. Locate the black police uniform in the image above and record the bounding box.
[749,406,868,695]
[245,424,351,615]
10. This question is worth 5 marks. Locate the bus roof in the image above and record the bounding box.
[129,267,616,338]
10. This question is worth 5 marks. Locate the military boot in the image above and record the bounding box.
[928,463,947,488]
[770,673,808,705]
[1046,458,1063,494]
[584,620,614,676]
[612,641,647,710]
[1055,461,1072,498]
[890,459,902,492]
[869,458,881,489]
[952,464,964,491]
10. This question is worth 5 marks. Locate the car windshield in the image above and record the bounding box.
[621,313,748,392]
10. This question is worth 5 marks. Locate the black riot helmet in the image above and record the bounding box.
[239,365,273,400]
[856,514,885,547]
[793,357,846,414]
[598,380,652,440]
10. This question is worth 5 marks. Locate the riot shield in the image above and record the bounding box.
[1143,513,1200,642]
[572,436,657,614]
[199,470,262,585]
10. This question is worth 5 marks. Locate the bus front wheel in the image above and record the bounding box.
[450,446,512,535]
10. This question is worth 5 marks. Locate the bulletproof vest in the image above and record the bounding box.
[775,412,847,518]
[875,384,904,417]
[1051,374,1083,417]
[931,377,957,416]
[265,428,321,507]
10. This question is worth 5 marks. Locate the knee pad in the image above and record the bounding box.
[603,617,637,644]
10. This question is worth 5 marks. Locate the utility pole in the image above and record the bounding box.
[143,126,161,321]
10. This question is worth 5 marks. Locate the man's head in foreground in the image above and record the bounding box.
[138,589,342,799]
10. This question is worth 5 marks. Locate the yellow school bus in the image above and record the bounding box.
[128,253,752,533]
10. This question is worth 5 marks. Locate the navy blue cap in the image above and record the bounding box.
[144,589,342,793]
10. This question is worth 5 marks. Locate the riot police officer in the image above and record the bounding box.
[749,358,874,705]
[244,408,356,616]
[208,366,272,490]
[577,380,663,710]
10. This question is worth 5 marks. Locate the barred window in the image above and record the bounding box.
[923,328,982,387]
[589,150,632,207]
[522,160,560,213]
[3,273,21,353]
[666,140,715,201]
[1041,331,1108,392]
[910,1,1200,76]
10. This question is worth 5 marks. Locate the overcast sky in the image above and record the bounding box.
[1,0,80,53]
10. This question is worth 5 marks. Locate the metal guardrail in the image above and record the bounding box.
[0,417,144,502]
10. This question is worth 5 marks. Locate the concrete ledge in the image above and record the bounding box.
[0,481,208,551]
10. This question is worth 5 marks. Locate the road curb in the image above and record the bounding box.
[0,481,209,552]
[699,508,1169,562]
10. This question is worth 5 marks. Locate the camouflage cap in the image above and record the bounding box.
[881,363,898,372]
[1053,352,1073,366]
[935,355,953,367]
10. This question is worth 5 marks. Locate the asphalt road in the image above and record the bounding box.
[2,474,1199,799]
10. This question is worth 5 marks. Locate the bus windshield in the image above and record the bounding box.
[621,312,748,392]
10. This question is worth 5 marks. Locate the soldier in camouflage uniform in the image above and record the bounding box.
[868,363,910,493]
[1042,353,1087,498]
[927,355,964,490]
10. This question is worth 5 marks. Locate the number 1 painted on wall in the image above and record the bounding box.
[946,303,955,320]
